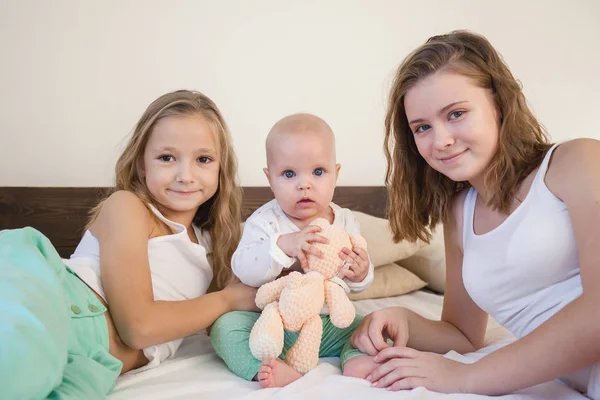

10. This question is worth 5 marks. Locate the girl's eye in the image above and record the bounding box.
[198,156,212,163]
[313,168,324,176]
[284,170,295,178]
[449,110,464,120]
[159,155,174,162]
[414,124,431,134]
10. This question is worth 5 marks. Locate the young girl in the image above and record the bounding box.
[348,31,600,397]
[0,90,258,399]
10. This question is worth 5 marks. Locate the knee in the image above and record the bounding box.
[210,312,236,342]
[211,311,252,333]
[210,311,258,347]
[208,312,261,381]
[211,311,239,332]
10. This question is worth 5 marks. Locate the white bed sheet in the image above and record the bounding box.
[110,290,587,400]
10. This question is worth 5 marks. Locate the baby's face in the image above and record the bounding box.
[265,131,339,225]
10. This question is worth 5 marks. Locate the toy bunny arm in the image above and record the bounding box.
[231,212,296,287]
[255,273,294,309]
[324,280,356,328]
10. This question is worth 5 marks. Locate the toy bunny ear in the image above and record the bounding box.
[309,217,330,231]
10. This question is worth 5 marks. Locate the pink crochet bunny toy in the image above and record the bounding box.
[248,217,368,374]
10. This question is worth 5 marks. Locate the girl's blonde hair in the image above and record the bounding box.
[89,90,242,289]
[385,30,551,243]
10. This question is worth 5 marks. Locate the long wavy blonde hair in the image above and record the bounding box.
[385,30,551,243]
[88,90,242,289]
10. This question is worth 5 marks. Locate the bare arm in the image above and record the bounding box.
[92,191,253,350]
[464,139,600,394]
[351,191,488,355]
[407,190,487,354]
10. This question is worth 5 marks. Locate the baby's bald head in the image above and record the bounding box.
[265,113,336,166]
[263,113,341,220]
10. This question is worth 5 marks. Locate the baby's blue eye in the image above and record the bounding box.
[284,170,295,178]
[313,168,324,176]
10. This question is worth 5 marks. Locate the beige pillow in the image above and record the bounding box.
[348,262,427,301]
[400,225,446,293]
[353,211,426,267]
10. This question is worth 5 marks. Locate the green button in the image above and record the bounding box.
[70,305,81,314]
[88,304,99,312]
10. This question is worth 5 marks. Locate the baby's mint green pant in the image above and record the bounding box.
[0,227,123,399]
[210,311,364,380]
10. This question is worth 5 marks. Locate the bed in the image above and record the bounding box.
[0,186,588,399]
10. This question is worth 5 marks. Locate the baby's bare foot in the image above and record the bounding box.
[257,358,303,388]
[342,355,379,380]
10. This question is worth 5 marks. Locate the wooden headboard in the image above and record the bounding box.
[0,186,387,258]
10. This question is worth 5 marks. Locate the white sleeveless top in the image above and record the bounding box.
[461,144,582,339]
[461,144,600,396]
[63,204,213,371]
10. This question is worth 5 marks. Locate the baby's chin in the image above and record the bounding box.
[286,204,330,221]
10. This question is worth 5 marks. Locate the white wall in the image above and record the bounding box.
[1,0,598,187]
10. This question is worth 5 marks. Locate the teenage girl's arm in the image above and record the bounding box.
[457,138,600,394]
[351,189,489,356]
[91,190,257,350]
[367,139,600,394]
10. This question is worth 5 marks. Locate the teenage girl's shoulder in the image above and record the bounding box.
[90,190,154,238]
[545,139,600,200]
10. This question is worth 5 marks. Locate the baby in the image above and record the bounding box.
[210,113,374,388]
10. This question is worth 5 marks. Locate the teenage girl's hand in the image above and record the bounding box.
[350,307,410,356]
[276,225,329,270]
[222,281,259,312]
[367,347,473,393]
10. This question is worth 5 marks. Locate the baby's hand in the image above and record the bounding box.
[277,225,328,270]
[338,247,369,282]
